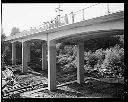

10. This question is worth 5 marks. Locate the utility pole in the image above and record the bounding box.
[55,3,63,17]
[55,3,63,27]
[107,3,110,14]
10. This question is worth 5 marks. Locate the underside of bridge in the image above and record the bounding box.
[11,30,124,91]
[11,39,47,72]
[56,29,124,44]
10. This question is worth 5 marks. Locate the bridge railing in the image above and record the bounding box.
[6,3,124,40]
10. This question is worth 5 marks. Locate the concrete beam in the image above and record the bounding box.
[48,40,56,91]
[42,42,47,70]
[12,43,16,65]
[77,41,84,84]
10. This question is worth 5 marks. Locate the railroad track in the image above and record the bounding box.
[2,66,48,98]
[2,82,47,98]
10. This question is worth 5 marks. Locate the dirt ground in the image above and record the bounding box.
[2,65,124,98]
[20,79,124,98]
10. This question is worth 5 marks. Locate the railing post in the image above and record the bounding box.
[71,12,74,24]
[55,17,59,28]
[52,20,55,28]
[50,20,54,29]
[65,14,68,25]
[107,3,110,14]
[58,15,61,27]
[82,9,85,21]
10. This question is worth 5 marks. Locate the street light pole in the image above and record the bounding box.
[55,3,63,26]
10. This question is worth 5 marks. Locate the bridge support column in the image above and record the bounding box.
[22,42,30,73]
[12,43,16,65]
[42,42,47,70]
[77,41,84,84]
[48,40,56,91]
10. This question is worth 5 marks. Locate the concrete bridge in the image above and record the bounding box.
[5,3,124,91]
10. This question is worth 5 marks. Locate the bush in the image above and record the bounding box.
[86,53,99,68]
[85,45,124,78]
[85,49,105,68]
[94,49,105,64]
[56,52,77,74]
[102,45,124,77]
[84,50,92,60]
[57,55,69,67]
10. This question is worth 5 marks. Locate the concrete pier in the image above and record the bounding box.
[48,40,56,91]
[77,41,84,84]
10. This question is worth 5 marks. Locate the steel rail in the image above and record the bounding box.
[2,82,46,97]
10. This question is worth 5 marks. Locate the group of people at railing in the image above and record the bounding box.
[11,13,74,37]
[10,4,99,37]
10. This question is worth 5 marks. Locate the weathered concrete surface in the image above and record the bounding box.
[77,41,84,84]
[48,40,56,91]
[22,42,30,73]
[42,42,47,70]
[12,43,16,65]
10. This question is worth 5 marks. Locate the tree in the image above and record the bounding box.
[1,30,7,54]
[11,27,20,36]
[1,31,12,66]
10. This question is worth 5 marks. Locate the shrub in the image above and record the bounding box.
[57,55,69,67]
[102,45,124,77]
[85,49,105,67]
[84,50,92,60]
[87,53,99,68]
[94,48,105,64]
[56,53,77,74]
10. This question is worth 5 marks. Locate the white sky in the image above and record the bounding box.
[2,3,92,36]
[2,3,124,36]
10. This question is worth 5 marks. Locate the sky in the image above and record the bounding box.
[2,3,92,36]
[2,3,124,36]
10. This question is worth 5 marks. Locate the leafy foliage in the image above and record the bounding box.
[86,49,105,68]
[87,53,99,68]
[102,45,124,77]
[94,48,106,64]
[11,27,20,36]
[84,44,124,78]
[1,33,12,66]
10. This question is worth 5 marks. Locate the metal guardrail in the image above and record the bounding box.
[6,3,124,40]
